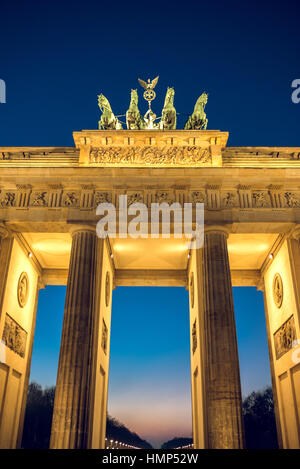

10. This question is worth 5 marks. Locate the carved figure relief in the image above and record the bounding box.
[0,192,15,207]
[105,271,111,307]
[17,272,29,308]
[274,315,297,360]
[253,192,271,208]
[89,146,211,167]
[222,192,239,208]
[2,313,27,358]
[190,272,194,308]
[32,191,48,206]
[63,192,78,206]
[273,273,283,308]
[94,191,112,206]
[192,319,197,354]
[284,192,300,208]
[1,186,300,211]
[191,191,205,203]
[155,191,175,204]
[101,319,108,355]
[127,191,144,206]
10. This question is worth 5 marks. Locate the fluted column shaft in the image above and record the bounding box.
[50,227,99,448]
[203,228,244,448]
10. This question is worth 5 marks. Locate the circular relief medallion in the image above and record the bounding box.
[273,273,283,308]
[190,272,194,309]
[17,272,29,308]
[105,271,111,307]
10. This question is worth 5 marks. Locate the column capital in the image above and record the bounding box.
[68,224,96,237]
[204,224,232,238]
[37,277,46,290]
[290,225,300,241]
[0,223,11,240]
[257,276,265,293]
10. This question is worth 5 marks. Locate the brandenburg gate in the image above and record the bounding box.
[0,82,299,449]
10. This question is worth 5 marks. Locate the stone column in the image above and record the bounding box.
[50,226,100,449]
[202,226,244,448]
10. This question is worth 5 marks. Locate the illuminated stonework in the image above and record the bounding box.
[274,316,297,359]
[17,272,29,308]
[90,145,211,167]
[101,319,108,355]
[189,272,194,309]
[273,273,283,308]
[2,314,27,358]
[192,319,197,354]
[0,129,300,450]
[105,271,111,307]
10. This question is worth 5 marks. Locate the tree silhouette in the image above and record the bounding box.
[160,387,279,449]
[21,382,152,449]
[106,414,152,449]
[22,382,278,449]
[21,382,55,449]
[161,437,193,449]
[242,387,278,449]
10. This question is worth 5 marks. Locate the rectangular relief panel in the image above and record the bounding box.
[274,315,297,360]
[101,319,108,355]
[192,319,197,355]
[2,314,27,358]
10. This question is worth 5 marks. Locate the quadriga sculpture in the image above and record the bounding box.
[161,87,176,130]
[184,92,208,130]
[97,79,209,131]
[98,94,123,130]
[126,89,145,130]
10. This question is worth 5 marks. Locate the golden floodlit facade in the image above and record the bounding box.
[0,129,300,449]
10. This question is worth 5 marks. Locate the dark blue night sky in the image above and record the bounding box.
[1,0,299,448]
[0,1,299,146]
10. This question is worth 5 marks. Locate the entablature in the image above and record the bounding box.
[1,182,300,214]
[0,130,299,169]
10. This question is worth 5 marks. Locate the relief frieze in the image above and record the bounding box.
[89,146,211,167]
[274,315,297,360]
[192,319,197,354]
[101,318,108,355]
[2,313,27,358]
[0,187,300,211]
